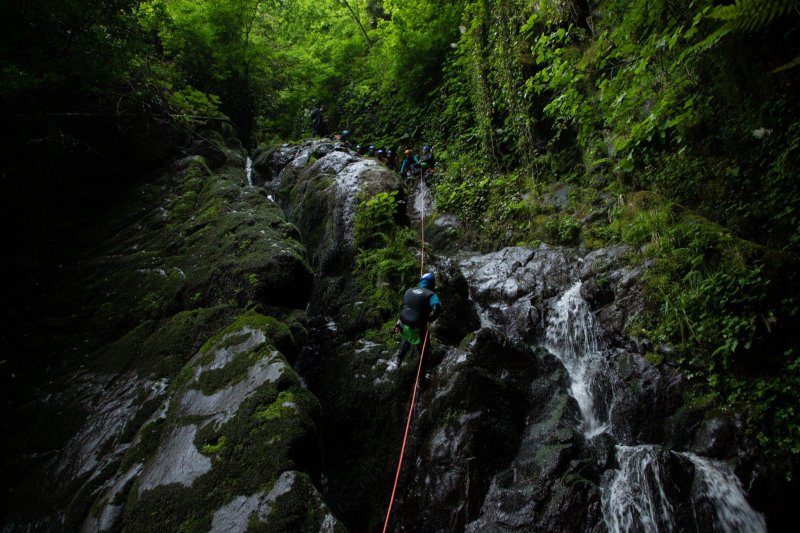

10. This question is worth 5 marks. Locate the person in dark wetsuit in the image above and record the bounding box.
[310,104,327,137]
[393,272,442,385]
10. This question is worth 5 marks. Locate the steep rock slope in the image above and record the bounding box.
[2,135,340,532]
[258,142,772,532]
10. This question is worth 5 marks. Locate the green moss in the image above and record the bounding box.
[534,443,572,466]
[197,312,293,359]
[122,484,202,533]
[249,472,330,532]
[201,435,227,455]
[255,391,297,422]
[120,418,167,472]
[90,306,236,377]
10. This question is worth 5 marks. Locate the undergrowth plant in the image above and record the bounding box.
[353,190,419,324]
[615,192,800,476]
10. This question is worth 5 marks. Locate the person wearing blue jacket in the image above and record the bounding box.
[393,272,442,386]
[399,149,419,178]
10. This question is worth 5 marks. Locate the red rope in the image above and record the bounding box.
[382,165,432,532]
[419,167,426,277]
[382,328,430,533]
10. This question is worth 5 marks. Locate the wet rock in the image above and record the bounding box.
[251,144,301,184]
[425,214,467,256]
[209,471,341,532]
[396,329,550,532]
[427,257,480,345]
[605,350,683,443]
[465,349,596,532]
[137,424,211,492]
[591,432,618,471]
[460,245,579,340]
[271,146,401,276]
[691,415,737,459]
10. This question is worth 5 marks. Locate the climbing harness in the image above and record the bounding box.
[382,167,429,533]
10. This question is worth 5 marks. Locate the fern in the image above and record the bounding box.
[773,54,800,73]
[710,0,797,33]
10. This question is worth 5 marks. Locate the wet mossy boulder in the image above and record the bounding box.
[2,146,323,531]
[261,142,402,276]
[45,154,311,359]
[78,313,335,532]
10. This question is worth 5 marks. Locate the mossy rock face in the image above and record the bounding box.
[3,145,323,531]
[34,154,311,373]
[266,143,402,276]
[84,313,329,532]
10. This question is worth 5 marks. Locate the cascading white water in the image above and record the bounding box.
[545,281,610,437]
[602,445,679,532]
[602,445,767,533]
[245,156,253,187]
[412,179,434,218]
[543,282,764,531]
[686,453,767,532]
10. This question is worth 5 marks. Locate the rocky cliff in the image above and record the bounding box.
[2,137,786,532]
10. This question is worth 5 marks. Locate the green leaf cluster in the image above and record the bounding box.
[353,190,418,321]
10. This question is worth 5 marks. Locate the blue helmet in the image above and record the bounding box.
[419,272,436,289]
[423,145,432,153]
[342,130,350,136]
[377,149,385,156]
[387,149,395,156]
[368,145,375,150]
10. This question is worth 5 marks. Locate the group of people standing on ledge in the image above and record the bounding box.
[335,129,436,179]
[353,141,436,179]
[309,105,436,180]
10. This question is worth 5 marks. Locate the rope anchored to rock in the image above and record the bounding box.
[382,169,429,533]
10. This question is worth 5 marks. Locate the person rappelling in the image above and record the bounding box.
[392,272,442,388]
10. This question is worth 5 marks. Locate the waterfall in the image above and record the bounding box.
[245,156,253,187]
[544,281,610,437]
[602,445,679,532]
[412,179,434,219]
[602,445,767,533]
[686,453,767,532]
[542,282,764,531]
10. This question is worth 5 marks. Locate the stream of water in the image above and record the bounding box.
[245,156,253,187]
[543,281,766,532]
[545,281,610,438]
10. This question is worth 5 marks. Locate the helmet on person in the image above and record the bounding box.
[387,150,395,157]
[368,145,375,151]
[376,149,385,156]
[342,130,350,136]
[355,145,362,152]
[419,272,436,289]
[423,145,431,153]
[404,149,412,155]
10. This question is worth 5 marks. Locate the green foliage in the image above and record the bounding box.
[527,3,718,171]
[354,227,420,321]
[353,189,418,322]
[353,190,402,249]
[616,192,800,472]
[710,0,797,33]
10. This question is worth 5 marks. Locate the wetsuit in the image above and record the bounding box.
[396,283,441,365]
